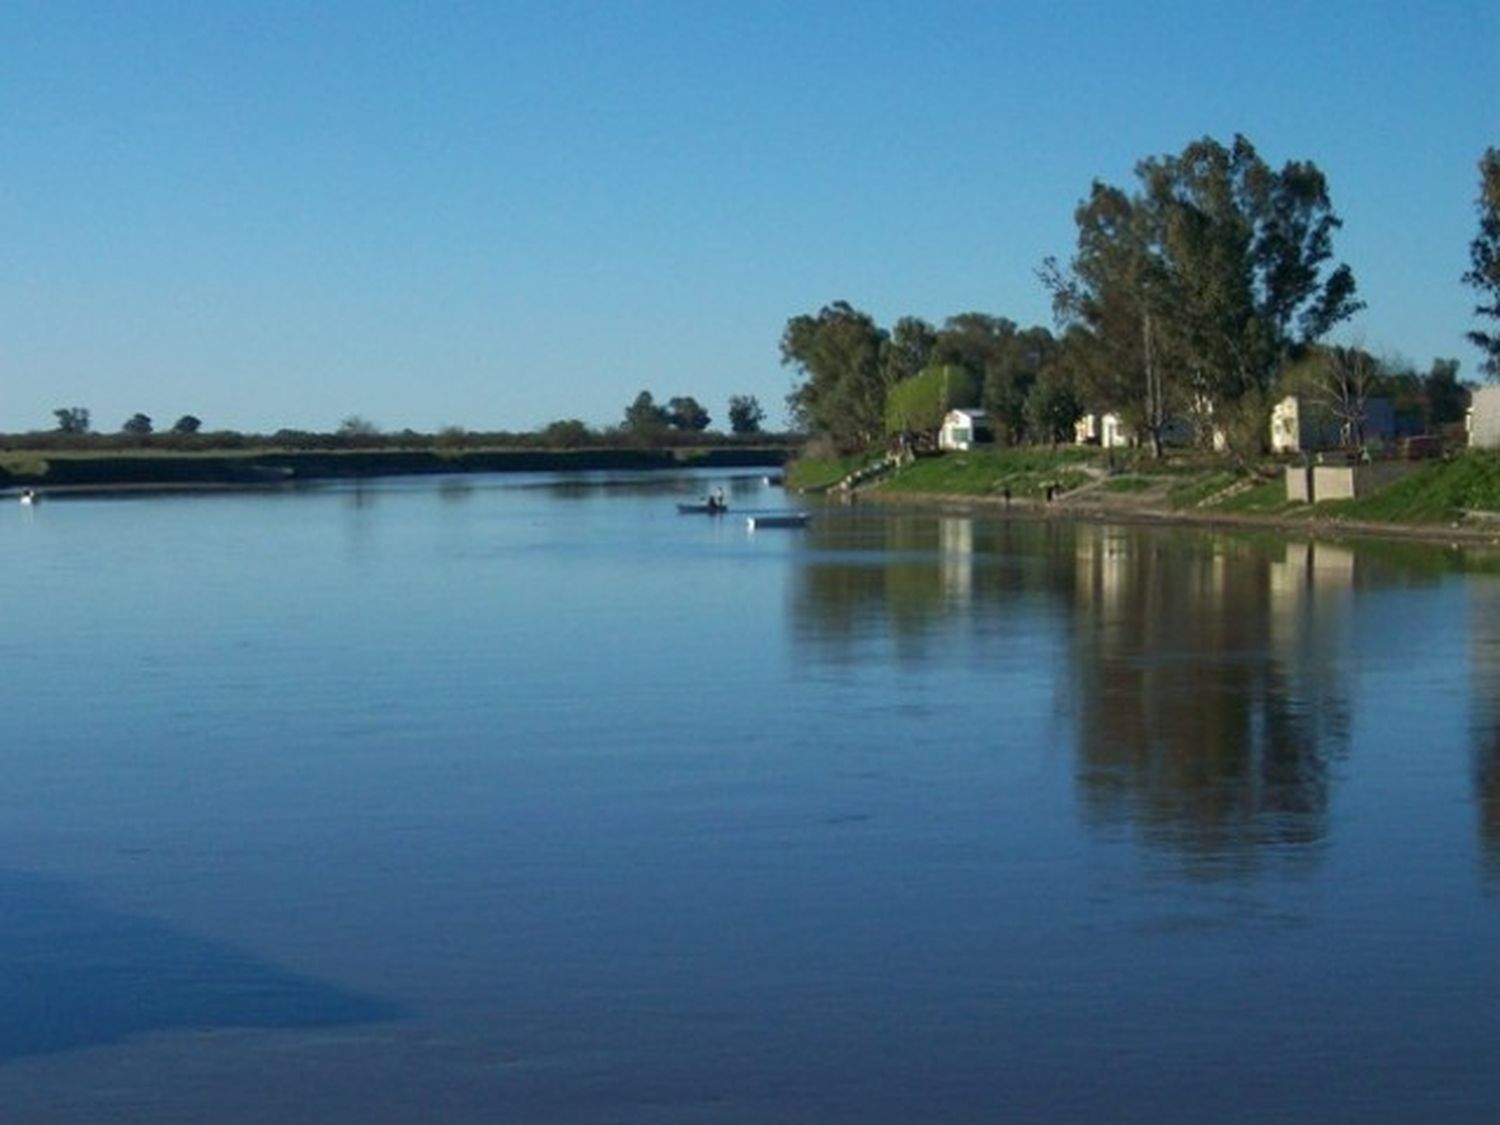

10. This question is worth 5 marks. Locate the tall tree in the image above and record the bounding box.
[1026,363,1083,446]
[781,301,889,449]
[623,390,670,434]
[882,316,937,386]
[930,314,1054,444]
[53,406,90,434]
[727,395,765,435]
[1042,182,1175,455]
[1465,147,1500,376]
[171,414,202,434]
[1423,358,1468,426]
[1045,135,1362,456]
[1143,135,1361,410]
[121,413,153,436]
[666,396,710,432]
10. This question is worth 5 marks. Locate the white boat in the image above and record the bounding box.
[746,512,809,530]
[18,489,35,506]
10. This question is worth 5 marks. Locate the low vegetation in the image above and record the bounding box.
[1317,453,1500,525]
[881,448,1093,498]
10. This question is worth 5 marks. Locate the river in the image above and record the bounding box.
[2,472,1497,1122]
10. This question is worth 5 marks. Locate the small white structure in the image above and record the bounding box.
[939,408,992,451]
[1272,395,1397,453]
[1074,412,1132,448]
[1469,386,1500,450]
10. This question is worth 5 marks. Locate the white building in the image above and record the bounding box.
[1074,412,1132,448]
[1469,386,1500,449]
[939,409,993,451]
[1272,394,1397,453]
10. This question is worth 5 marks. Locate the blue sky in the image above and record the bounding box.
[3,1,1496,434]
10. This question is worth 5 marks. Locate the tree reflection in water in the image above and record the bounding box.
[789,516,1392,877]
[1068,533,1353,878]
[1468,580,1500,882]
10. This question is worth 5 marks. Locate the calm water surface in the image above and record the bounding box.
[2,472,1497,1122]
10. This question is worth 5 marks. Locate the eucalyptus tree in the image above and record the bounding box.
[1041,183,1176,455]
[1465,147,1500,376]
[666,396,711,432]
[781,301,889,449]
[930,314,1055,444]
[623,391,670,434]
[1143,136,1361,414]
[1045,134,1362,456]
[882,316,938,386]
[53,406,91,434]
[727,394,765,435]
[1026,362,1084,447]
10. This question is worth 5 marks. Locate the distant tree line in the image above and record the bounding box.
[3,395,782,453]
[784,133,1495,458]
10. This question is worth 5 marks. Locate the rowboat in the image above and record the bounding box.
[676,502,727,515]
[746,512,809,530]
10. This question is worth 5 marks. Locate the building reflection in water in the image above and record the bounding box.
[788,515,1387,877]
[1068,531,1353,878]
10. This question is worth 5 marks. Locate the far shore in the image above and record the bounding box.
[0,444,791,493]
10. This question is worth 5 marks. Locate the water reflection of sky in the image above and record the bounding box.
[4,483,1497,1122]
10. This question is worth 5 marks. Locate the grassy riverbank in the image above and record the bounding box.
[790,447,1500,543]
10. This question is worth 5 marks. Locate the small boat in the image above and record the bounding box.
[746,512,810,530]
[18,488,36,506]
[678,489,728,515]
[762,473,785,486]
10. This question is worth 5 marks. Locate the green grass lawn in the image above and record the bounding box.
[1317,453,1500,524]
[785,453,881,491]
[882,448,1095,497]
[1166,471,1241,508]
[1209,476,1301,514]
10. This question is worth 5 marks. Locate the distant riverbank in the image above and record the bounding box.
[0,445,791,493]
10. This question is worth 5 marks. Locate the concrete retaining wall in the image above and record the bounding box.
[1287,461,1420,503]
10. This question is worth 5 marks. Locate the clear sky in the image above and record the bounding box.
[3,1,1497,435]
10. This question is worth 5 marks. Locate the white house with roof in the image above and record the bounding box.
[938,408,992,451]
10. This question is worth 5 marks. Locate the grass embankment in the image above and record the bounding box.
[790,445,1500,538]
[880,447,1095,497]
[791,447,1097,498]
[1317,452,1500,525]
[785,451,886,492]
